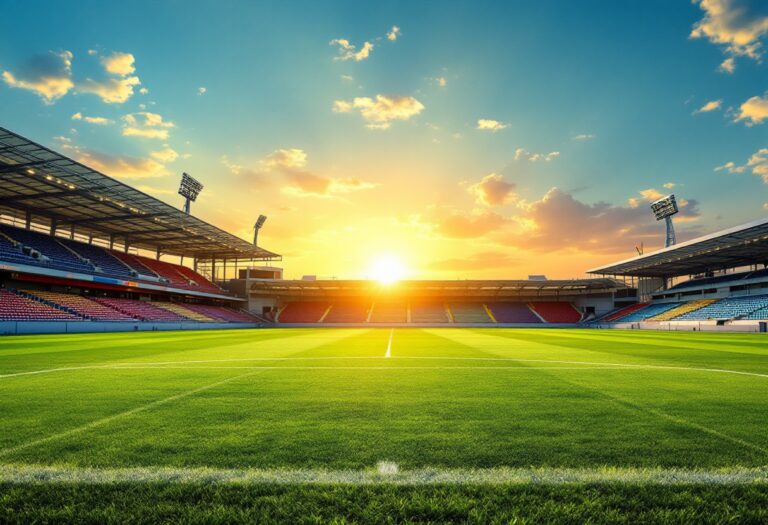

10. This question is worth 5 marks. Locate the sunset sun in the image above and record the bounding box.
[370,255,407,285]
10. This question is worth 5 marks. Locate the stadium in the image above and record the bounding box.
[1,125,767,522]
[1,1,768,521]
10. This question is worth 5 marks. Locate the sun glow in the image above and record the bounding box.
[370,255,407,285]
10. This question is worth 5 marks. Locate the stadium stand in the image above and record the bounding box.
[0,289,79,320]
[529,302,582,323]
[182,304,258,323]
[0,230,41,266]
[650,299,716,321]
[58,239,136,279]
[369,301,408,323]
[450,303,493,323]
[617,302,680,322]
[0,225,94,274]
[602,303,649,322]
[21,290,135,321]
[154,302,215,322]
[278,302,329,323]
[674,295,768,321]
[324,302,369,323]
[743,305,768,320]
[110,252,160,279]
[487,302,542,323]
[91,298,188,322]
[410,302,450,323]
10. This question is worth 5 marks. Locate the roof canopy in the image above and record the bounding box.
[588,217,768,277]
[0,127,280,261]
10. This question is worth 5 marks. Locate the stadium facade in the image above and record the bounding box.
[1,127,768,333]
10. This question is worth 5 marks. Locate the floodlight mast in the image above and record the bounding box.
[650,194,679,248]
[253,215,267,246]
[178,172,204,215]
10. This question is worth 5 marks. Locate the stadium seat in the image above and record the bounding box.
[58,239,136,279]
[278,302,330,323]
[368,301,408,323]
[154,302,216,322]
[0,225,94,274]
[323,302,370,323]
[91,297,188,322]
[529,302,582,323]
[650,299,716,321]
[486,302,542,323]
[674,295,768,321]
[0,289,79,321]
[21,290,136,321]
[181,303,259,323]
[449,302,493,323]
[616,302,680,322]
[602,303,649,322]
[410,302,450,323]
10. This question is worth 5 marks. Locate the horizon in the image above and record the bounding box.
[1,1,766,280]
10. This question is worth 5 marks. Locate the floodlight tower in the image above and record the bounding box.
[253,215,267,246]
[650,194,679,248]
[178,172,204,215]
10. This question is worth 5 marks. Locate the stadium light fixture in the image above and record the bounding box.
[650,194,679,247]
[178,172,203,215]
[253,215,267,246]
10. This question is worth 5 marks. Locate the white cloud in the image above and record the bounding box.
[101,52,135,76]
[71,112,112,125]
[572,133,595,141]
[719,56,736,73]
[139,87,149,95]
[691,0,768,72]
[198,86,207,95]
[476,119,508,132]
[387,26,401,41]
[663,182,676,189]
[330,38,374,61]
[122,111,174,139]
[694,99,723,114]
[468,173,518,207]
[514,148,560,162]
[735,93,768,125]
[150,145,179,163]
[436,77,447,88]
[57,138,168,179]
[340,74,354,82]
[1,50,74,104]
[261,148,307,169]
[78,75,141,104]
[333,94,424,129]
[715,160,747,173]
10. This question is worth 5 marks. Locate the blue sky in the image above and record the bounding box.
[0,0,766,279]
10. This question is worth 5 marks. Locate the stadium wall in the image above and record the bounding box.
[0,321,261,336]
[592,320,766,333]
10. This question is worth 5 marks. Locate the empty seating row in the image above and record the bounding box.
[602,303,648,322]
[0,224,222,294]
[92,297,187,322]
[450,303,492,323]
[614,302,682,322]
[21,290,135,321]
[182,304,258,323]
[529,302,582,323]
[369,302,407,323]
[487,302,542,323]
[0,290,79,321]
[275,301,584,324]
[674,295,768,320]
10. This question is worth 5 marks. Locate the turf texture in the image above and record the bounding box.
[0,327,766,523]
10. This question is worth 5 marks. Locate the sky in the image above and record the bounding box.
[0,0,767,280]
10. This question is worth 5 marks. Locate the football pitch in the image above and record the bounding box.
[1,328,767,523]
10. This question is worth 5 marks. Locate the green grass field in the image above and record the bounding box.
[1,328,767,523]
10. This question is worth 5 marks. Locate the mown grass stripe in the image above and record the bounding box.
[1,465,767,485]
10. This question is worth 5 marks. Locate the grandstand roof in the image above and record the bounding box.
[588,217,768,277]
[251,278,624,298]
[0,127,280,261]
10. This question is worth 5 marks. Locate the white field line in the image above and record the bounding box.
[1,464,767,485]
[86,365,636,371]
[2,356,768,380]
[385,329,393,358]
[0,371,257,458]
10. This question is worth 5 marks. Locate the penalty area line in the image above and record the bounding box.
[385,329,393,358]
[0,465,767,486]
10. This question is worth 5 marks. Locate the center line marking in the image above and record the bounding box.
[385,329,393,358]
